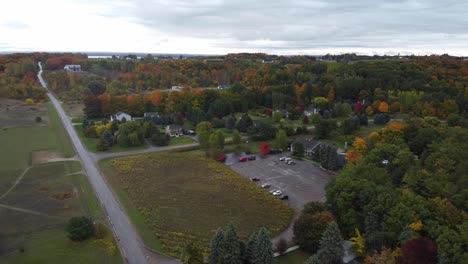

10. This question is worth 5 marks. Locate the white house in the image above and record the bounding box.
[110,112,132,122]
[171,85,184,91]
[165,125,184,137]
[64,65,81,72]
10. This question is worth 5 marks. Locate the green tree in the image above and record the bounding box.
[236,113,253,132]
[316,221,344,264]
[223,224,242,264]
[254,228,273,264]
[245,232,258,263]
[196,121,213,150]
[232,130,242,153]
[181,243,204,264]
[208,228,225,264]
[274,129,288,150]
[313,97,329,109]
[293,211,334,253]
[293,142,304,157]
[315,119,337,139]
[65,216,95,241]
[333,102,352,117]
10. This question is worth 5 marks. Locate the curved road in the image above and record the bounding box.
[38,62,150,264]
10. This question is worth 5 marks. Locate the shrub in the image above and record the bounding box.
[35,116,42,123]
[374,113,391,125]
[66,216,95,241]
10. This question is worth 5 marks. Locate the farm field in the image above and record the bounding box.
[100,151,294,256]
[0,100,121,263]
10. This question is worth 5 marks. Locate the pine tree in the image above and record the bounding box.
[208,228,225,264]
[245,232,258,263]
[223,224,242,264]
[254,228,274,264]
[304,254,320,264]
[316,221,344,264]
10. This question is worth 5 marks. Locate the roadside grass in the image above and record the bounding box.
[169,136,196,146]
[73,125,149,153]
[1,229,121,264]
[100,151,294,257]
[276,250,312,264]
[47,103,75,157]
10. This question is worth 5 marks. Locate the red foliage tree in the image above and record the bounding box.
[397,237,437,264]
[355,101,364,112]
[260,142,269,156]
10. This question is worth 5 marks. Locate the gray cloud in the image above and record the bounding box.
[94,0,468,54]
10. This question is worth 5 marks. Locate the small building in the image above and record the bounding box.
[64,64,81,72]
[171,85,184,91]
[165,125,184,137]
[110,112,132,122]
[262,58,278,64]
[144,112,160,119]
[304,108,320,117]
[291,137,321,156]
[217,84,228,90]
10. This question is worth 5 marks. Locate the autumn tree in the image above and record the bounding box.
[378,101,389,113]
[260,142,269,156]
[397,237,437,264]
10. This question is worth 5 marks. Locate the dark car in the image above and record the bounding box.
[247,156,256,160]
[269,149,283,154]
[250,177,260,182]
[217,156,226,162]
[279,195,289,200]
[239,157,248,162]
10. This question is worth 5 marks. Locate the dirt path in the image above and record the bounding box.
[0,203,66,219]
[0,166,31,200]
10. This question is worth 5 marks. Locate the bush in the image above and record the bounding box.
[276,238,288,255]
[35,116,42,123]
[151,132,170,146]
[84,125,98,138]
[374,113,391,125]
[65,216,95,241]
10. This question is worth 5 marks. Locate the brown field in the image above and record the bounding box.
[62,102,84,118]
[0,98,49,128]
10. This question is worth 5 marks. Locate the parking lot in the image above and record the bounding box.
[226,153,335,211]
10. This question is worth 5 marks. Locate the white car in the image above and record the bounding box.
[273,190,282,196]
[287,160,295,165]
[261,183,271,188]
[284,158,292,163]
[279,157,286,161]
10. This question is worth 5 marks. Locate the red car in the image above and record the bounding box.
[239,157,248,162]
[217,156,226,162]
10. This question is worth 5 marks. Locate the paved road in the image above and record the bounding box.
[38,62,149,264]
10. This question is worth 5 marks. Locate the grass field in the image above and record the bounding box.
[73,124,149,153]
[276,250,312,264]
[100,152,294,256]
[0,102,121,263]
[169,136,196,146]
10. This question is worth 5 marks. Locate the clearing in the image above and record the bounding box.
[100,151,294,257]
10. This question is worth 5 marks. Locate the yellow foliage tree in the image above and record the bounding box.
[327,87,336,103]
[353,137,368,156]
[409,220,423,232]
[95,123,112,136]
[366,106,374,116]
[350,228,365,256]
[25,98,34,104]
[378,101,389,113]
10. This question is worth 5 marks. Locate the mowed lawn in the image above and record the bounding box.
[100,152,294,256]
[0,102,121,263]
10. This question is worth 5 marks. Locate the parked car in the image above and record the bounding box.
[279,195,289,200]
[187,130,196,136]
[248,156,256,160]
[287,160,295,165]
[284,157,292,163]
[217,156,226,162]
[269,149,282,154]
[261,183,271,188]
[279,157,286,161]
[239,157,248,162]
[250,177,260,182]
[273,190,282,196]
[270,189,278,194]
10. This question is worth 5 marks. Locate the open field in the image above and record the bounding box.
[0,98,49,129]
[73,124,149,153]
[0,100,121,263]
[168,135,196,146]
[100,151,294,256]
[62,102,84,118]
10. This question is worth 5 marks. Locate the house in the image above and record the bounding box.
[304,108,320,117]
[171,85,184,91]
[275,109,289,118]
[144,112,160,119]
[217,85,228,90]
[290,137,321,156]
[262,58,278,64]
[165,125,184,137]
[64,65,81,72]
[110,112,132,122]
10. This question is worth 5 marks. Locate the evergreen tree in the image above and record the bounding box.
[223,224,242,264]
[274,129,288,150]
[316,221,344,264]
[254,228,274,264]
[304,254,320,264]
[208,228,225,264]
[244,232,258,263]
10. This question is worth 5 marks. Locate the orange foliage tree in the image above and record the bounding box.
[378,101,389,113]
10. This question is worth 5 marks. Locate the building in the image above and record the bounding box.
[171,85,184,91]
[144,112,160,119]
[304,108,320,117]
[275,109,289,118]
[290,137,321,156]
[64,65,81,72]
[217,85,228,90]
[110,112,132,122]
[165,125,184,137]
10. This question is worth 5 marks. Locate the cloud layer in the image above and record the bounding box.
[1,0,467,55]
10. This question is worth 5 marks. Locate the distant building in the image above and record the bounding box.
[144,112,160,119]
[304,108,320,117]
[262,59,278,64]
[64,65,81,72]
[171,85,184,91]
[217,85,228,90]
[290,137,321,157]
[165,125,184,137]
[110,112,132,122]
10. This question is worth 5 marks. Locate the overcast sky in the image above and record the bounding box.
[1,0,467,55]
